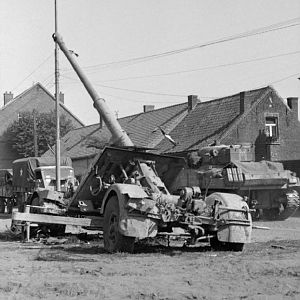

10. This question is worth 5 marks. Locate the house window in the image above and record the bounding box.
[265,116,278,141]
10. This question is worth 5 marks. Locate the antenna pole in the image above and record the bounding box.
[54,0,61,191]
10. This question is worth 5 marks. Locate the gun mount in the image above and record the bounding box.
[11,32,253,253]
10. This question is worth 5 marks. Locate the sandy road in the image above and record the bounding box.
[0,214,299,300]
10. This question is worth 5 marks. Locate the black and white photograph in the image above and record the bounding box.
[0,1,299,299]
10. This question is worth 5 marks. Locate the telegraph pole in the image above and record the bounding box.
[33,110,38,156]
[54,0,61,191]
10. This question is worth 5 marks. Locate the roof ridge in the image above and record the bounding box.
[1,82,85,127]
[196,86,270,106]
[0,84,39,111]
[84,101,188,127]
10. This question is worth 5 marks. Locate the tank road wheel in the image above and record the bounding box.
[263,190,300,221]
[277,190,300,220]
[210,236,244,252]
[103,196,135,253]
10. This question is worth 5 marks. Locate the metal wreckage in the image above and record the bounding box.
[13,32,255,253]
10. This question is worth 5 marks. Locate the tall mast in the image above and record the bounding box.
[54,0,61,191]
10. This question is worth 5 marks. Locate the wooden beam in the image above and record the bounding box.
[12,212,103,227]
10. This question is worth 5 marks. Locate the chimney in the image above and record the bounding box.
[188,95,198,112]
[239,91,246,114]
[287,97,298,119]
[143,105,155,113]
[4,91,13,106]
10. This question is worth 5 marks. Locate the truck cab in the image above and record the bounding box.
[12,156,78,211]
[34,166,78,194]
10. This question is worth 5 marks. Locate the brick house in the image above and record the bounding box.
[49,85,300,177]
[0,83,84,168]
[157,86,300,175]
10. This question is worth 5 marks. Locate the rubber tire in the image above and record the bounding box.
[103,196,135,253]
[30,196,66,237]
[0,198,5,213]
[210,236,244,252]
[17,194,25,212]
[6,198,14,214]
[30,196,40,213]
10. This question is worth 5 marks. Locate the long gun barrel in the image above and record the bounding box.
[52,32,134,147]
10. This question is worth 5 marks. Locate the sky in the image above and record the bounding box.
[1,0,300,125]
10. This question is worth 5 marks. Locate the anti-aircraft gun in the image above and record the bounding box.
[12,33,253,253]
[174,144,300,220]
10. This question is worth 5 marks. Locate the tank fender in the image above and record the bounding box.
[101,184,157,239]
[206,192,252,244]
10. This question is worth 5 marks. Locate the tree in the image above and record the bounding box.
[5,110,75,157]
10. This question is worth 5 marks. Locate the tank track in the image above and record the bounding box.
[277,190,300,220]
[262,190,300,221]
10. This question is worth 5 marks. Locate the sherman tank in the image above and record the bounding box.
[170,144,300,220]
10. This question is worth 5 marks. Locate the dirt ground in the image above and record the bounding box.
[0,214,299,300]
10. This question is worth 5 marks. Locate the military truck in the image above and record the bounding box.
[12,156,78,213]
[0,169,14,214]
[171,144,300,220]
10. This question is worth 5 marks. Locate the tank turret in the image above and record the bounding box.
[188,144,254,167]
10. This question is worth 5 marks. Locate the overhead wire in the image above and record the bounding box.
[11,17,300,98]
[73,17,300,72]
[269,72,300,85]
[60,74,186,97]
[12,53,53,92]
[60,46,300,99]
[93,83,186,98]
[57,17,300,106]
[99,92,184,104]
[98,49,300,83]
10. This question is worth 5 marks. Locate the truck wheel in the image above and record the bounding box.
[17,194,25,212]
[210,236,244,252]
[0,198,5,213]
[30,196,66,237]
[6,198,14,214]
[103,196,135,253]
[228,243,244,252]
[30,196,41,213]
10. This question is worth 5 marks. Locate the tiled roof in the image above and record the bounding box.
[54,102,188,159]
[51,86,274,160]
[157,86,271,153]
[0,83,84,135]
